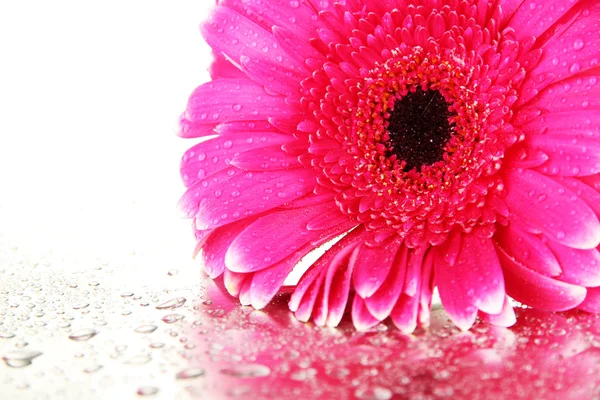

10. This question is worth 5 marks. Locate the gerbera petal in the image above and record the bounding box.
[296,228,365,326]
[184,79,292,124]
[555,176,600,217]
[504,168,600,249]
[181,132,294,187]
[497,246,587,311]
[479,296,517,328]
[241,56,308,97]
[240,0,320,42]
[351,238,402,298]
[506,0,581,42]
[546,241,600,287]
[363,246,409,321]
[436,234,505,330]
[352,295,382,331]
[527,135,600,177]
[229,145,303,171]
[519,1,600,98]
[199,218,256,278]
[194,168,317,230]
[223,269,251,297]
[417,250,435,329]
[494,224,561,277]
[579,287,600,313]
[209,52,247,79]
[249,249,306,309]
[201,6,301,69]
[225,203,355,273]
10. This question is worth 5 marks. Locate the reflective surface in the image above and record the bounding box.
[2,242,600,400]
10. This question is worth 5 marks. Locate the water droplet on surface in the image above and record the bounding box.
[220,364,272,378]
[0,332,16,339]
[83,364,103,374]
[2,350,42,368]
[149,342,165,349]
[167,269,178,276]
[134,325,158,334]
[176,367,206,380]
[137,386,159,396]
[155,297,186,310]
[72,302,89,310]
[68,328,98,341]
[125,354,152,365]
[161,314,185,324]
[120,292,134,298]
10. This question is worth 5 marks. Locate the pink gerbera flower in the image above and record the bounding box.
[179,0,600,332]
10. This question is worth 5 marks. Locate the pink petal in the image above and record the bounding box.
[223,269,251,297]
[230,145,302,172]
[209,52,247,79]
[289,261,325,313]
[241,0,320,42]
[201,6,302,69]
[181,132,294,187]
[497,245,587,311]
[555,177,600,217]
[325,243,360,327]
[391,292,420,334]
[304,230,366,326]
[418,251,435,328]
[435,234,505,331]
[241,56,307,97]
[352,295,382,331]
[351,238,402,298]
[494,224,561,277]
[579,287,600,313]
[403,246,426,297]
[527,135,600,177]
[519,2,600,98]
[506,0,580,42]
[184,79,292,124]
[199,218,256,278]
[504,168,600,249]
[272,26,323,66]
[363,246,409,321]
[546,241,600,287]
[225,203,354,273]
[479,296,517,328]
[249,225,355,309]
[193,168,317,230]
[239,278,253,306]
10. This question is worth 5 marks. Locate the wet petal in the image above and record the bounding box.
[504,168,600,249]
[494,224,562,277]
[497,245,587,311]
[351,238,402,298]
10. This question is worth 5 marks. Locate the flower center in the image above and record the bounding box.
[386,88,454,172]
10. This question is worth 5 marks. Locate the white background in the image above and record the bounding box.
[0,1,213,266]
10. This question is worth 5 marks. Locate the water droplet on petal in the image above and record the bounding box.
[573,38,585,51]
[354,386,393,400]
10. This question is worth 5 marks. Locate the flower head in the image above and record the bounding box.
[179,0,600,332]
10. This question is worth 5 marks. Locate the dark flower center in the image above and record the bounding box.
[387,88,454,172]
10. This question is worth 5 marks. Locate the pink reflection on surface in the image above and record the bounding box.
[185,280,600,399]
